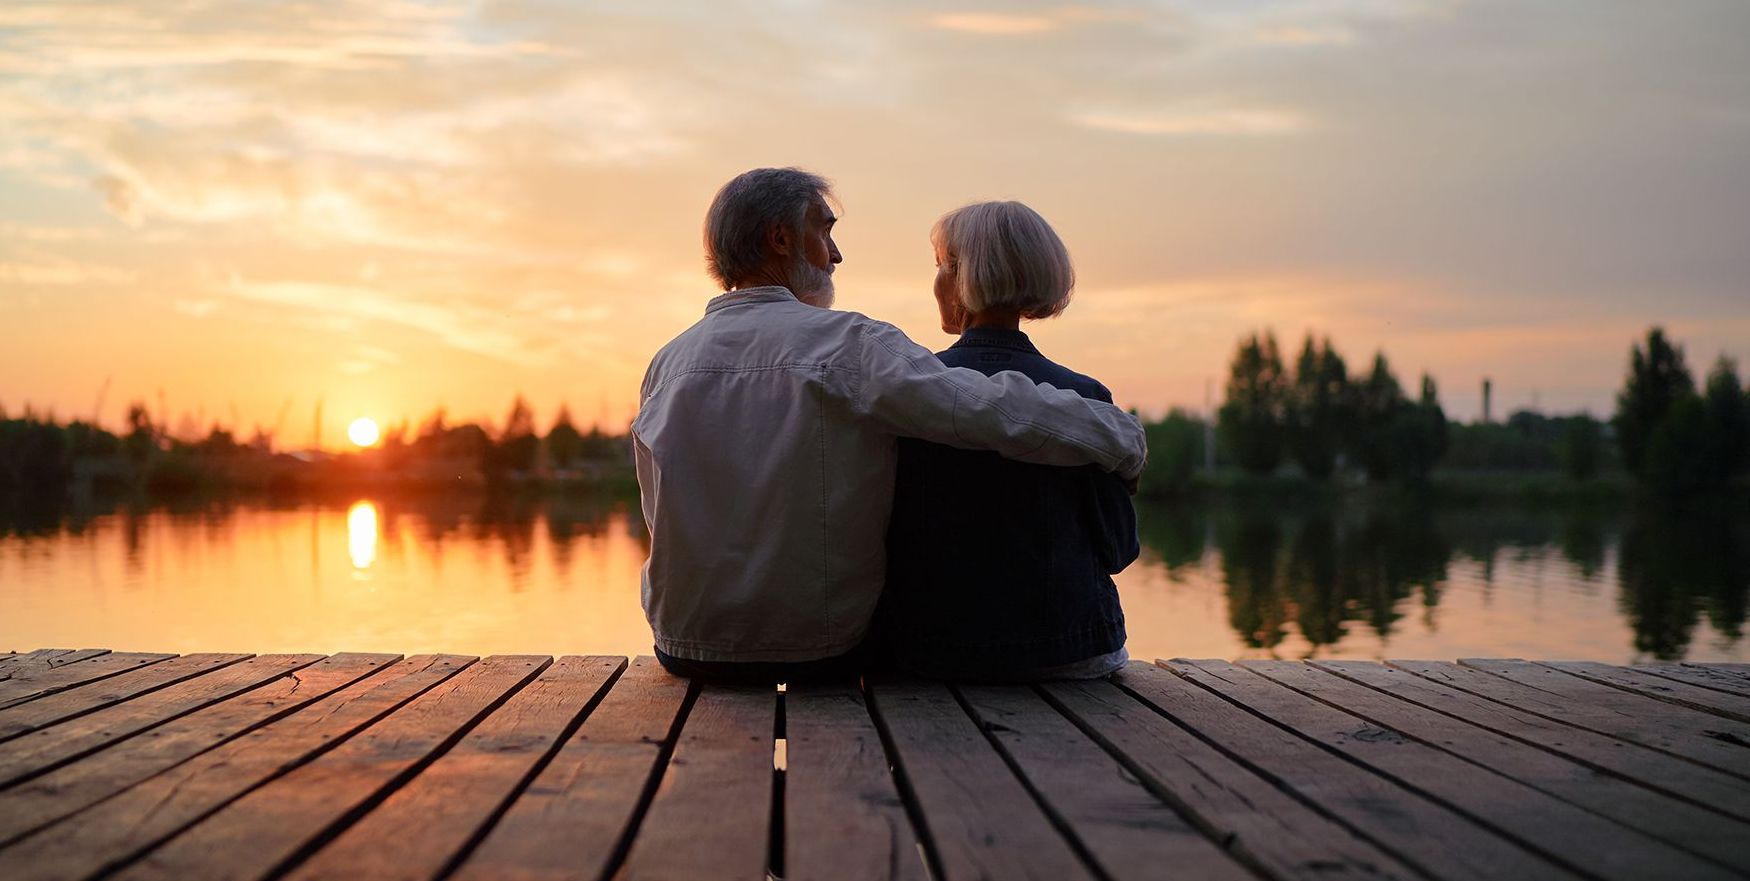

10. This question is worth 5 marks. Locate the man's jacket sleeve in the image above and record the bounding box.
[847,318,1147,481]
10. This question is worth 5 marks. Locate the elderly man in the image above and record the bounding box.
[633,168,1146,683]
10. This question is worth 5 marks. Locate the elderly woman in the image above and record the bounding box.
[881,201,1139,680]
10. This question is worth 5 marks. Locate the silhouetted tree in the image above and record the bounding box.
[1353,353,1406,481]
[1140,409,1204,495]
[1616,327,1693,477]
[495,395,540,476]
[0,417,70,492]
[1384,374,1448,485]
[1286,335,1349,479]
[1704,357,1748,484]
[1218,332,1288,475]
[547,405,585,470]
[124,402,157,466]
[1559,415,1603,481]
[1644,396,1716,493]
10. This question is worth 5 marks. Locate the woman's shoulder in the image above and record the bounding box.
[1035,358,1113,403]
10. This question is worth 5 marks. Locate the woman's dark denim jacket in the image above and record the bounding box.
[879,327,1138,679]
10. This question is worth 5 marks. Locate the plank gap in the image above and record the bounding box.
[862,680,948,881]
[429,657,633,881]
[258,657,555,881]
[769,684,786,881]
[591,678,703,881]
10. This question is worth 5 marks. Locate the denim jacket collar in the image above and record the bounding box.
[705,286,798,315]
[950,326,1040,356]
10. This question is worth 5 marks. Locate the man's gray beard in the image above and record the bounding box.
[789,257,835,309]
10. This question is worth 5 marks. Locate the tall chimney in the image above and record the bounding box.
[1482,378,1493,423]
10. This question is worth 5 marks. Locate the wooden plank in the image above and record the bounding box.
[0,653,399,846]
[451,656,692,881]
[1543,661,1750,722]
[1117,663,1573,881]
[1425,659,1750,778]
[282,656,625,881]
[1252,661,1750,873]
[0,653,175,710]
[617,684,776,881]
[0,654,250,743]
[1318,660,1750,824]
[784,681,928,881]
[957,683,1253,881]
[1649,664,1750,697]
[869,679,1095,881]
[109,655,547,881]
[0,654,323,788]
[1170,659,1737,881]
[0,651,110,683]
[0,655,473,881]
[1044,675,1422,881]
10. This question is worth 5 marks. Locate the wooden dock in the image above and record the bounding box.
[0,650,1747,880]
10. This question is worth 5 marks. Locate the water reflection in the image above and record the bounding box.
[347,501,378,570]
[0,493,1745,662]
[1131,496,1749,661]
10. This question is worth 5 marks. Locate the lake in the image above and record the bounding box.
[2,493,1745,663]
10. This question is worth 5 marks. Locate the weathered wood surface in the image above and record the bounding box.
[785,681,927,881]
[0,652,173,710]
[451,657,689,881]
[616,684,776,881]
[1,652,1746,881]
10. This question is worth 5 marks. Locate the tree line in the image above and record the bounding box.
[0,396,632,497]
[1137,326,1749,495]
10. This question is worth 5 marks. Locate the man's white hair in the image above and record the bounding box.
[703,167,834,291]
[932,201,1074,320]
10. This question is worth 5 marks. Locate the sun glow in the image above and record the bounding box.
[346,500,379,570]
[348,417,380,448]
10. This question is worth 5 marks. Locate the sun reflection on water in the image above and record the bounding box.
[347,501,379,571]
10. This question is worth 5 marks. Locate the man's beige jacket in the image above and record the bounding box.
[633,287,1147,662]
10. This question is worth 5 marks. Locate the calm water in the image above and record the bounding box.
[3,495,1746,663]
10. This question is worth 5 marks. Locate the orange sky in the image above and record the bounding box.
[3,1,1747,447]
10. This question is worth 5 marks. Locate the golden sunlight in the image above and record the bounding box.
[347,417,381,448]
[346,500,379,571]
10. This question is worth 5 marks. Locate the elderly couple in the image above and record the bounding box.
[632,168,1146,684]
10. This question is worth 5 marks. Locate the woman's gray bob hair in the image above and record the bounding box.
[703,167,834,290]
[932,201,1075,320]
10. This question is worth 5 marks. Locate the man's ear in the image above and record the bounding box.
[764,222,793,258]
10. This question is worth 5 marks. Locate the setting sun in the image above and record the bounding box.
[347,417,380,448]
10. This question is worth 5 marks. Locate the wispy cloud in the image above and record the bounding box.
[228,279,552,367]
[172,299,220,317]
[928,13,1059,36]
[1073,107,1308,136]
[0,256,135,285]
[1252,25,1356,47]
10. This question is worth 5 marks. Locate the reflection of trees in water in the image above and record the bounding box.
[1136,495,1748,659]
[1216,510,1289,650]
[1557,507,1609,580]
[1135,502,1208,574]
[1617,500,1749,659]
[386,493,632,588]
[1209,501,1450,655]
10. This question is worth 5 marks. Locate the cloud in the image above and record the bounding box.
[0,0,693,255]
[927,13,1059,36]
[1252,25,1356,46]
[0,256,135,285]
[173,299,220,317]
[1073,107,1308,136]
[228,278,551,366]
